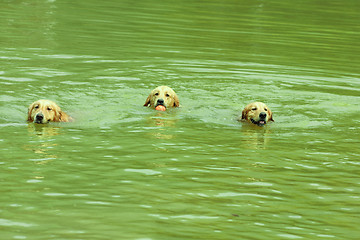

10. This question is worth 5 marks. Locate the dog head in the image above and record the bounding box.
[27,99,70,123]
[241,102,274,126]
[144,86,180,109]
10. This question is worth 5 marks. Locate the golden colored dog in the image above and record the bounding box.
[27,99,72,124]
[241,102,274,126]
[144,86,180,109]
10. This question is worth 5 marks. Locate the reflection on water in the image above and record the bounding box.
[145,111,178,140]
[23,124,61,164]
[240,122,272,149]
[27,123,61,138]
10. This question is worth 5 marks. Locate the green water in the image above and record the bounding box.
[1,0,360,239]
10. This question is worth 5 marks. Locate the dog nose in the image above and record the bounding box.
[259,112,267,119]
[157,99,164,105]
[36,113,44,120]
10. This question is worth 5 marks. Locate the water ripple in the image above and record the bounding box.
[0,218,35,227]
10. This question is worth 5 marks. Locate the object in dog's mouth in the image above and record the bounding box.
[155,105,166,111]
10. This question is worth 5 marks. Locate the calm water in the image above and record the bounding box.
[1,0,360,239]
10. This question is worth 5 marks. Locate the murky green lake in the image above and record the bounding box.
[1,0,359,239]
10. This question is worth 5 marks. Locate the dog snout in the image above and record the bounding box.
[259,112,267,119]
[156,99,165,106]
[35,113,44,123]
[36,113,44,121]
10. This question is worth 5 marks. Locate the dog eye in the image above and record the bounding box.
[47,107,52,111]
[252,107,257,110]
[264,108,268,111]
[155,93,159,96]
[34,105,39,109]
[165,93,170,97]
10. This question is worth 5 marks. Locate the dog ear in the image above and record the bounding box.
[173,93,180,107]
[268,109,274,122]
[27,104,35,122]
[144,94,151,107]
[52,108,61,122]
[58,111,70,122]
[241,109,247,120]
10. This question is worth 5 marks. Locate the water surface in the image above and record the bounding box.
[1,0,359,239]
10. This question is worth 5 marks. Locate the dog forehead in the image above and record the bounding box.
[258,102,268,110]
[249,102,266,109]
[35,99,52,104]
[32,100,58,109]
[153,86,173,95]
